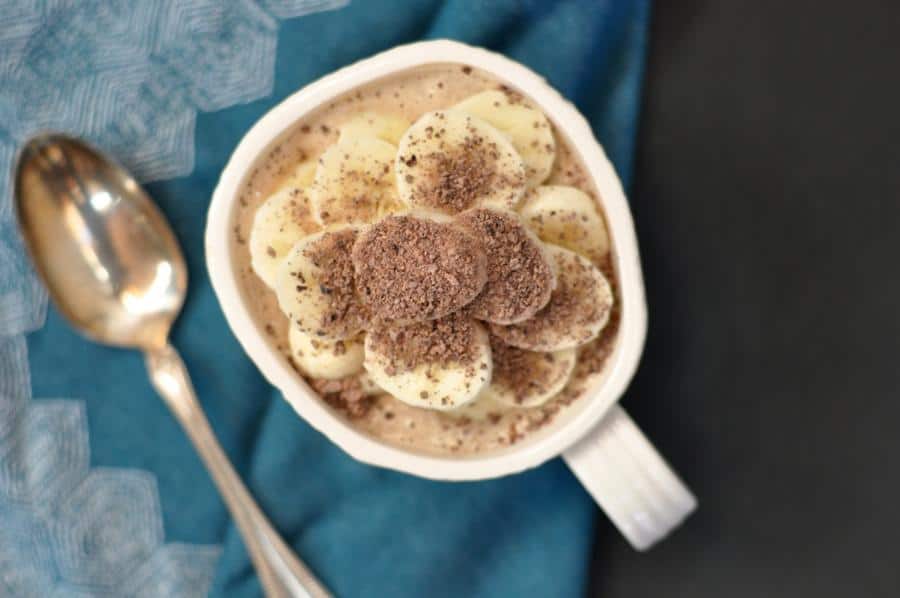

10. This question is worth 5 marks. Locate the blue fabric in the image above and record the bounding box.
[21,1,651,596]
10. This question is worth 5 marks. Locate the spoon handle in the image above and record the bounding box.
[145,343,331,598]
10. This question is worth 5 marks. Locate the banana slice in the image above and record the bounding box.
[338,111,411,146]
[454,90,555,187]
[443,392,505,421]
[288,326,364,380]
[396,110,527,214]
[275,227,368,340]
[480,336,576,407]
[293,161,317,187]
[490,245,613,351]
[352,212,487,323]
[357,371,384,396]
[456,207,555,324]
[520,185,610,262]
[310,137,401,226]
[248,163,320,288]
[364,315,492,410]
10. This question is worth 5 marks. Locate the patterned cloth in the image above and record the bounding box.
[0,1,651,596]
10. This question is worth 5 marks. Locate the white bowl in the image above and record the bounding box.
[206,39,644,479]
[207,40,694,549]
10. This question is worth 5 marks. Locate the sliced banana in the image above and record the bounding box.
[520,185,610,262]
[248,163,320,288]
[288,326,364,380]
[454,90,555,187]
[490,245,613,351]
[357,371,384,396]
[456,207,555,325]
[396,110,526,214]
[293,161,317,187]
[480,337,576,408]
[443,392,505,421]
[310,137,401,226]
[352,211,487,323]
[338,111,411,146]
[364,315,492,410]
[274,228,368,340]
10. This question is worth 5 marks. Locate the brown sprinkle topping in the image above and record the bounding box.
[490,249,610,349]
[352,215,486,322]
[301,229,369,336]
[489,335,566,405]
[368,313,481,375]
[457,208,555,324]
[309,376,373,418]
[401,114,523,213]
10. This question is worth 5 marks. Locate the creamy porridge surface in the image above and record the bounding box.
[231,64,620,456]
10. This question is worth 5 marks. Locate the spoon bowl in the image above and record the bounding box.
[14,134,184,350]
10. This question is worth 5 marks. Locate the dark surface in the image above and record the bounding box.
[588,1,900,596]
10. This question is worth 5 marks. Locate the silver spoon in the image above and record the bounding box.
[14,134,331,598]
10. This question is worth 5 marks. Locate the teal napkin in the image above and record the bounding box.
[2,1,651,596]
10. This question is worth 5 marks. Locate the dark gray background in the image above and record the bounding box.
[588,1,900,596]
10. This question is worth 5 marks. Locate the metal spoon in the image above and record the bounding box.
[14,134,331,598]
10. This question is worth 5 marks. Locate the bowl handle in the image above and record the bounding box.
[563,405,697,550]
